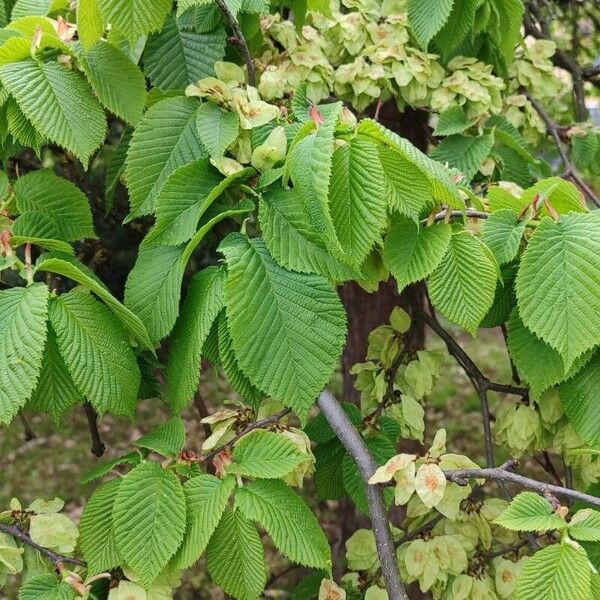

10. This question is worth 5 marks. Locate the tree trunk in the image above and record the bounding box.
[341,105,430,402]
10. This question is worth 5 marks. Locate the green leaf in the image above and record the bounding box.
[515,543,590,600]
[77,40,146,126]
[36,253,153,350]
[520,177,587,215]
[433,105,472,136]
[125,96,205,220]
[428,227,497,334]
[220,234,347,421]
[79,478,121,575]
[80,451,141,485]
[206,508,266,600]
[259,186,357,282]
[27,326,82,423]
[569,509,600,542]
[144,15,226,90]
[286,102,343,250]
[124,245,185,345]
[143,159,245,247]
[489,0,524,63]
[383,219,451,292]
[516,213,600,369]
[236,479,331,570]
[167,267,226,413]
[379,146,434,220]
[6,97,46,153]
[49,290,140,417]
[482,209,527,265]
[430,134,494,182]
[196,102,240,158]
[11,0,52,19]
[314,440,346,500]
[305,402,362,444]
[0,59,107,167]
[77,0,104,50]
[172,475,236,570]
[342,435,395,514]
[508,308,591,398]
[559,352,600,448]
[573,134,599,171]
[134,417,186,457]
[0,283,48,425]
[408,0,454,50]
[181,200,255,264]
[217,312,264,408]
[329,138,386,268]
[177,0,214,16]
[494,492,566,532]
[113,462,186,587]
[18,574,76,600]
[433,0,484,59]
[13,170,95,242]
[10,234,73,255]
[97,0,171,42]
[357,119,464,209]
[232,430,306,479]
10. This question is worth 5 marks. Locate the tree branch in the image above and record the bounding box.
[420,209,490,226]
[416,307,529,468]
[18,410,35,441]
[83,402,105,458]
[214,0,256,86]
[0,523,86,568]
[415,309,528,399]
[524,3,594,114]
[445,460,600,508]
[525,92,600,208]
[394,514,444,547]
[317,390,408,600]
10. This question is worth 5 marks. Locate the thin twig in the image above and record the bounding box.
[265,564,297,589]
[317,390,408,600]
[420,209,489,226]
[204,408,291,461]
[445,460,600,508]
[18,410,35,441]
[500,324,521,385]
[524,3,592,114]
[83,402,105,458]
[193,388,212,440]
[394,514,444,547]
[0,523,86,568]
[476,536,534,563]
[214,0,256,86]
[525,92,600,208]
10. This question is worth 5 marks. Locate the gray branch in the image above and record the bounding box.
[445,460,600,508]
[0,523,86,568]
[317,390,408,600]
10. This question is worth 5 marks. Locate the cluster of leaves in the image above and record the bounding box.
[1,417,332,599]
[0,0,599,598]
